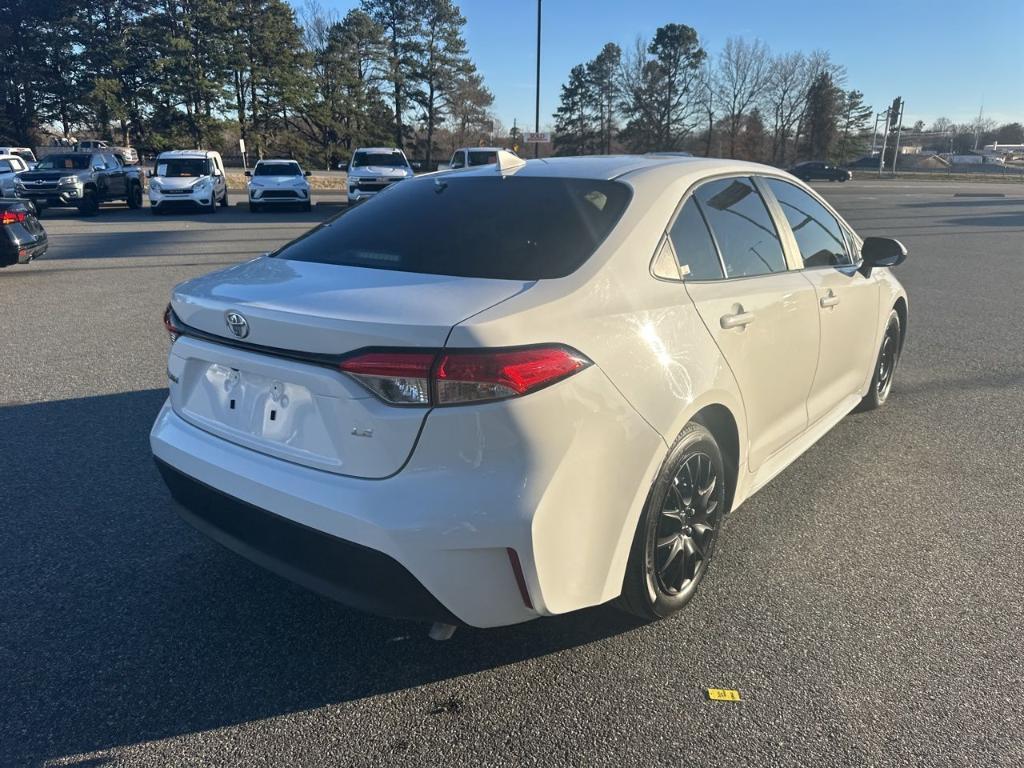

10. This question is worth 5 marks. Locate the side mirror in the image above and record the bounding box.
[304,170,311,177]
[859,237,907,277]
[146,169,154,178]
[244,170,252,177]
[213,169,222,177]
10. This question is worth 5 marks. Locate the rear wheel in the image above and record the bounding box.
[857,310,902,411]
[618,422,727,621]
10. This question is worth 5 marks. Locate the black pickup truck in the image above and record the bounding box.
[15,151,144,215]
[0,199,47,267]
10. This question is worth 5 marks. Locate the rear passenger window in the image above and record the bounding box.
[0,160,12,173]
[693,177,787,278]
[766,179,852,267]
[669,198,723,280]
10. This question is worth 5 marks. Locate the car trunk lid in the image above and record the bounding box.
[168,257,531,478]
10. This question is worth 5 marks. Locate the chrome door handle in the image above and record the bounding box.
[720,311,755,329]
[819,291,840,308]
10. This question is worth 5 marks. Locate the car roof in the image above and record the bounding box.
[157,150,218,158]
[458,147,504,153]
[439,154,775,182]
[256,158,301,164]
[354,147,404,153]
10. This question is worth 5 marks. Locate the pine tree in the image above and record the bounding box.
[619,24,705,152]
[361,0,425,150]
[586,43,620,154]
[553,64,595,155]
[834,89,872,162]
[803,71,840,160]
[414,0,470,167]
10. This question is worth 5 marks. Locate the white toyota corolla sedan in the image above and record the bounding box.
[151,153,907,631]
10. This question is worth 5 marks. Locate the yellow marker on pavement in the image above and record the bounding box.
[706,688,742,702]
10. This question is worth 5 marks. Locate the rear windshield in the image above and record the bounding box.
[275,176,632,280]
[255,162,302,176]
[37,154,90,170]
[352,151,406,168]
[157,158,210,177]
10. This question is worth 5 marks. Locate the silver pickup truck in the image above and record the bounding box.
[15,151,145,215]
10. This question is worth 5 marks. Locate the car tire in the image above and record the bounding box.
[857,309,902,412]
[618,422,727,621]
[77,189,100,216]
[303,201,312,212]
[126,182,143,209]
[250,202,261,213]
[207,196,217,214]
[220,190,229,208]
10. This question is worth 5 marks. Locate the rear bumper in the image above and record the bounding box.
[150,360,665,627]
[155,458,459,624]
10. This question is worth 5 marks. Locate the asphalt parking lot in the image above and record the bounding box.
[2,181,1023,767]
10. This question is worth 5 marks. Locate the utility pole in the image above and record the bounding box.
[891,98,905,175]
[534,0,542,159]
[877,107,891,177]
[870,111,884,156]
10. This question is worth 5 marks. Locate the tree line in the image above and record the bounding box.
[554,26,876,165]
[0,0,495,167]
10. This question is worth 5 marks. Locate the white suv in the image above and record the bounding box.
[149,150,228,214]
[152,154,908,631]
[246,159,312,212]
[346,147,413,204]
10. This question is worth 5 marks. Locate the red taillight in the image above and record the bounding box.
[1,210,27,225]
[436,347,589,404]
[163,303,182,342]
[338,345,591,407]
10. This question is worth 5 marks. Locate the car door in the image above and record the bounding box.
[90,154,112,197]
[211,155,226,200]
[679,176,820,472]
[762,178,880,423]
[103,154,127,196]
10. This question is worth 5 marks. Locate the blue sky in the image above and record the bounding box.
[303,0,1024,130]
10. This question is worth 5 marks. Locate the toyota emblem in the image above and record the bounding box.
[225,311,249,339]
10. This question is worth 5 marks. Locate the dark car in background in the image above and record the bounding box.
[0,199,47,267]
[789,161,852,182]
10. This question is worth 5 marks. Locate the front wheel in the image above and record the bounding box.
[618,422,727,621]
[857,309,902,411]
[220,190,229,208]
[77,190,100,216]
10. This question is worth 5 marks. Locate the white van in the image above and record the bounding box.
[149,150,228,214]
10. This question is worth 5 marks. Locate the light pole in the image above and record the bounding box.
[534,0,542,159]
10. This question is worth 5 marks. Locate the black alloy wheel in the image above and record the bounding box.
[619,422,727,620]
[857,309,902,411]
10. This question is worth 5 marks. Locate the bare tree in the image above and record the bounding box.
[714,37,771,158]
[762,51,805,164]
